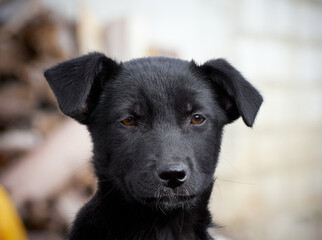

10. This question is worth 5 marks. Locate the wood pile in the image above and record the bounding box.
[0,2,95,239]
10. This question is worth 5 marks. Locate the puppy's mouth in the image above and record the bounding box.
[139,187,197,210]
[126,181,198,210]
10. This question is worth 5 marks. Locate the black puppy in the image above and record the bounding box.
[44,53,262,240]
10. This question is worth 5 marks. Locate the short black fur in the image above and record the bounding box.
[44,53,263,240]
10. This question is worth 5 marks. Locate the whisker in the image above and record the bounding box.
[216,177,254,185]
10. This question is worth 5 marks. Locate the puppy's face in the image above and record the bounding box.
[44,54,262,211]
[89,58,225,209]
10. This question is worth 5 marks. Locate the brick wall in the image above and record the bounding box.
[209,0,322,239]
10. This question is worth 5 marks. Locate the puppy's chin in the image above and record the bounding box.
[130,189,197,212]
[144,195,197,212]
[125,181,198,212]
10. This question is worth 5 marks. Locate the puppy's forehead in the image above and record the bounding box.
[121,57,194,88]
[106,57,213,112]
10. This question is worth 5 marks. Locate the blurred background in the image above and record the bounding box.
[0,0,321,239]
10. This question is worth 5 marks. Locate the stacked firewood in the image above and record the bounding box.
[0,2,95,239]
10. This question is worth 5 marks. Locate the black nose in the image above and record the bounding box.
[158,164,188,189]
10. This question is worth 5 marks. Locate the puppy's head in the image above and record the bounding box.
[44,53,262,211]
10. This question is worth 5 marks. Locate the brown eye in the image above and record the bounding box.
[191,114,205,125]
[121,117,136,126]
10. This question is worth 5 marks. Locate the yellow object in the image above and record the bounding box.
[0,185,28,240]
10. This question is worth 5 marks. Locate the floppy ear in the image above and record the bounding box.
[44,52,119,124]
[200,59,263,127]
